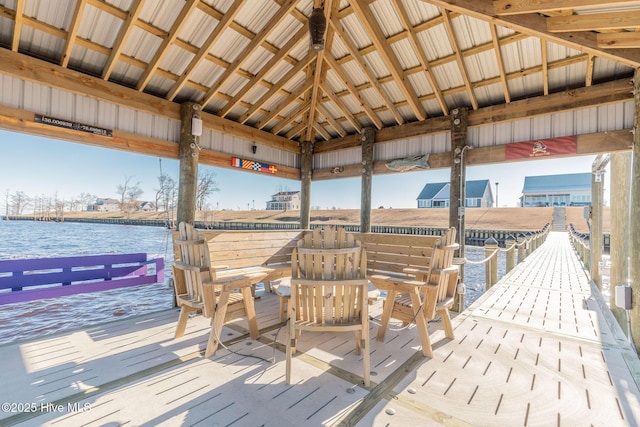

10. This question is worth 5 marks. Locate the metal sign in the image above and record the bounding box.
[34,114,113,137]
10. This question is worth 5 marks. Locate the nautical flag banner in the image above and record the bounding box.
[231,157,278,174]
[505,135,577,160]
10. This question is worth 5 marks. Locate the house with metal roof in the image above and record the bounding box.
[521,173,591,207]
[417,180,493,208]
[266,191,301,211]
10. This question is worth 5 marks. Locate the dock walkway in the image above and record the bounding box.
[1,231,639,426]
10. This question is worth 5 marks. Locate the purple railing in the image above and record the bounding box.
[0,253,165,305]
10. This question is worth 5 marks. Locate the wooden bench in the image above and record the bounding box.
[0,253,164,305]
[351,228,458,352]
[173,229,308,291]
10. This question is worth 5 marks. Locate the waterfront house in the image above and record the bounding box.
[417,180,493,208]
[266,191,301,211]
[521,173,591,207]
[87,198,120,212]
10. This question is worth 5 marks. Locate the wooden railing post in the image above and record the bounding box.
[505,234,516,273]
[484,237,498,289]
[517,233,526,263]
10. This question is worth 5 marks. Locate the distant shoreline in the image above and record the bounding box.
[3,206,604,234]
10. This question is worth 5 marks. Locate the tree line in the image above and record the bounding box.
[2,170,219,217]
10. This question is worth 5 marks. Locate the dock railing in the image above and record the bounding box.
[568,223,590,269]
[453,224,551,312]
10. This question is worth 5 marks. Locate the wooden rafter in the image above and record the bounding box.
[319,81,363,133]
[239,52,316,124]
[102,0,144,80]
[166,0,243,101]
[351,0,427,121]
[494,0,640,15]
[598,31,640,48]
[423,0,640,67]
[440,8,479,110]
[305,0,334,142]
[316,103,347,137]
[271,101,311,135]
[324,54,384,129]
[60,0,87,67]
[329,13,405,125]
[541,40,549,95]
[586,54,595,87]
[547,11,640,33]
[489,24,510,104]
[257,79,313,130]
[135,0,200,92]
[392,0,449,116]
[11,0,24,51]
[199,0,298,108]
[219,25,307,118]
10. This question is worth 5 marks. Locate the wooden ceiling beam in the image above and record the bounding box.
[102,0,144,80]
[422,0,640,67]
[166,0,243,101]
[547,11,640,32]
[441,8,479,109]
[257,80,313,130]
[494,0,640,15]
[219,25,307,118]
[239,52,315,124]
[541,40,549,95]
[324,54,384,129]
[351,0,427,121]
[316,76,632,152]
[330,14,405,125]
[270,101,311,135]
[490,23,511,104]
[598,31,640,48]
[60,0,87,67]
[393,0,449,116]
[11,0,24,52]
[0,48,296,151]
[135,0,200,92]
[199,0,298,108]
[320,81,363,133]
[316,103,347,138]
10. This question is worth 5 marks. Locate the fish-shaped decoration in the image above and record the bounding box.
[385,154,430,172]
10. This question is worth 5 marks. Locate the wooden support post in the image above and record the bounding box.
[517,233,526,263]
[300,140,313,230]
[176,102,201,227]
[484,237,498,289]
[590,156,607,290]
[505,234,516,273]
[630,69,640,353]
[360,128,375,233]
[449,108,468,270]
[450,109,468,317]
[610,152,631,331]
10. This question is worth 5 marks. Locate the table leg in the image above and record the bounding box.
[410,288,432,358]
[377,287,396,341]
[206,290,230,358]
[241,286,259,339]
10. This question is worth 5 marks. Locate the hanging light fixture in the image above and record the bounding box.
[309,8,326,51]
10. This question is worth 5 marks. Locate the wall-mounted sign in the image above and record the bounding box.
[34,114,113,137]
[232,157,278,174]
[505,135,576,160]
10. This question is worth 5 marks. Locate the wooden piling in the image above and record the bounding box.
[360,128,375,233]
[300,140,313,230]
[610,152,631,331]
[505,234,516,274]
[176,102,200,227]
[630,69,640,353]
[484,237,498,289]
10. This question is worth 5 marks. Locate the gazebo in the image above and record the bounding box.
[0,1,639,346]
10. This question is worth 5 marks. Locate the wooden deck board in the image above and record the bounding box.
[1,232,639,426]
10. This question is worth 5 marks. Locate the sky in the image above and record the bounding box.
[0,129,608,211]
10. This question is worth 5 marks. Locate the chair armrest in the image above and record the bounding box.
[212,264,230,270]
[291,278,369,287]
[403,267,430,277]
[203,276,254,292]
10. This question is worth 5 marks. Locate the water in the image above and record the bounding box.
[0,221,176,345]
[0,221,505,345]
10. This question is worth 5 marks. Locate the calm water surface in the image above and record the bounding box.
[0,220,503,345]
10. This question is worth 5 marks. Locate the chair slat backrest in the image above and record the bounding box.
[173,222,216,281]
[291,227,367,326]
[423,239,459,319]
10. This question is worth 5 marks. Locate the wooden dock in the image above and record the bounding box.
[1,231,639,426]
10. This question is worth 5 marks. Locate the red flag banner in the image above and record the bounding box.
[231,157,278,174]
[505,136,577,160]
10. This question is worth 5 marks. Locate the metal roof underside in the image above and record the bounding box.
[1,0,639,146]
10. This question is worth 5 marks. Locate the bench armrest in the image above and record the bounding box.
[403,267,430,277]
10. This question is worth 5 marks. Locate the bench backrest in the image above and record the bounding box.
[173,229,307,270]
[0,253,164,305]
